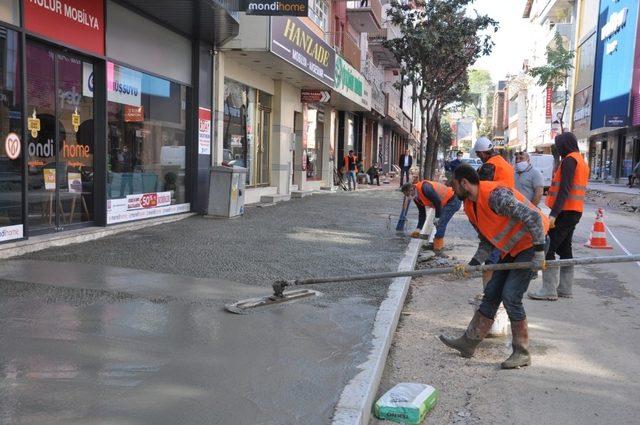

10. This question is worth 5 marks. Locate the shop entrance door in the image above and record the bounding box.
[255,105,271,186]
[26,42,95,233]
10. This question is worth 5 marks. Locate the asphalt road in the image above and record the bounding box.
[374,200,640,425]
[0,188,412,425]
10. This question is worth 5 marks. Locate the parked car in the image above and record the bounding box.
[529,153,554,191]
[461,158,482,169]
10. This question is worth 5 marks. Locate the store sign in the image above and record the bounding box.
[241,0,308,16]
[301,90,331,103]
[68,172,82,193]
[334,55,371,110]
[107,203,190,224]
[592,0,639,130]
[545,86,553,120]
[4,132,21,160]
[23,0,105,56]
[124,105,144,122]
[82,62,94,98]
[107,62,142,107]
[198,108,212,155]
[605,114,627,127]
[0,224,23,242]
[270,17,335,87]
[125,191,172,211]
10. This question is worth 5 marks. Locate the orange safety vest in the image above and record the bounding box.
[486,154,515,188]
[414,180,454,208]
[546,151,589,212]
[464,181,549,258]
[344,155,358,173]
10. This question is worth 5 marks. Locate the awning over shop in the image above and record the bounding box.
[119,0,240,45]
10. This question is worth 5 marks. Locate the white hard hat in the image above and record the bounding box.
[473,137,493,152]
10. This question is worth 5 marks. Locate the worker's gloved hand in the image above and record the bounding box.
[432,217,440,228]
[410,230,421,238]
[531,250,546,271]
[549,215,556,229]
[452,263,468,279]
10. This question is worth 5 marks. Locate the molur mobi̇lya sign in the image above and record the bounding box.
[241,0,308,16]
[270,17,335,87]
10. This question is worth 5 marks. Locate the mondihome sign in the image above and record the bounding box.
[241,0,308,16]
[270,17,335,87]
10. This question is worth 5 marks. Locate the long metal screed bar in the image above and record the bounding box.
[225,254,640,313]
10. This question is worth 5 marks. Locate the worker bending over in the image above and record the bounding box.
[401,180,461,252]
[440,164,549,369]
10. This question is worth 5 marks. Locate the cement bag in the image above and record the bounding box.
[374,383,438,424]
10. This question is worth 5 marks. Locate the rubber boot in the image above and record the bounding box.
[501,319,531,369]
[527,268,559,301]
[439,311,494,358]
[433,237,444,253]
[557,265,574,298]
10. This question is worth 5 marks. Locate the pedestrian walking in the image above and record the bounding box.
[529,132,589,301]
[440,164,549,369]
[399,149,413,186]
[445,151,464,172]
[401,180,462,252]
[515,151,545,206]
[343,150,358,191]
[628,161,640,187]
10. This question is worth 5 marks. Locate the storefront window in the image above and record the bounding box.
[622,138,634,177]
[0,27,22,239]
[107,62,188,217]
[305,106,324,180]
[223,78,271,186]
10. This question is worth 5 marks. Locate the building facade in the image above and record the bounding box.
[0,0,238,243]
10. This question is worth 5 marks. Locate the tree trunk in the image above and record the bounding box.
[419,106,427,180]
[423,104,432,179]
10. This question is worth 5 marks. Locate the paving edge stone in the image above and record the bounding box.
[331,210,434,425]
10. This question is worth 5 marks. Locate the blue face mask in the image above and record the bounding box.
[515,161,529,172]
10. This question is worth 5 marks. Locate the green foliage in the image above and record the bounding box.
[439,119,453,150]
[528,31,575,130]
[528,32,574,90]
[384,0,498,177]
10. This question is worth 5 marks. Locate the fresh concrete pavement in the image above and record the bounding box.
[373,199,640,425]
[0,187,422,425]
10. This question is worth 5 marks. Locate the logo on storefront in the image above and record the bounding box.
[140,193,158,209]
[4,133,21,160]
[334,55,371,109]
[301,90,331,103]
[241,0,308,16]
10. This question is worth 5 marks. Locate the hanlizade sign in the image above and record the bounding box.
[270,17,335,87]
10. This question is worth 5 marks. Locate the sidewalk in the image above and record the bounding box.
[0,188,416,425]
[587,181,640,195]
[372,211,640,425]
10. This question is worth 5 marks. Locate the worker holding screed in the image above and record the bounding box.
[401,180,462,253]
[440,164,549,369]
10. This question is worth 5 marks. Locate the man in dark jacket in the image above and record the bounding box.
[367,162,381,185]
[399,149,413,186]
[529,132,589,301]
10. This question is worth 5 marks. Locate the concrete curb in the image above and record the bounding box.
[332,209,435,425]
[0,213,195,260]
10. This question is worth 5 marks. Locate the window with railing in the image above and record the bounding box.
[309,0,329,32]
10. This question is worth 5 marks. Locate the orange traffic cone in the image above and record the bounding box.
[585,208,613,249]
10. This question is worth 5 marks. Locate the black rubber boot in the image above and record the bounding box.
[501,319,531,369]
[439,311,494,358]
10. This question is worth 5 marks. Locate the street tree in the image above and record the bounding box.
[385,0,497,179]
[467,69,495,138]
[528,31,575,132]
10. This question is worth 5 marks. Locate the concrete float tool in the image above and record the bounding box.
[224,254,640,314]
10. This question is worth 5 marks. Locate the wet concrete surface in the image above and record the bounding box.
[0,190,413,425]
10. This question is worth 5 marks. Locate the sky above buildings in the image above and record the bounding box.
[469,0,537,83]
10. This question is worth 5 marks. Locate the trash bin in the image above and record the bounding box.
[207,166,247,218]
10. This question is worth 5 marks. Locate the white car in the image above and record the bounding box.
[528,154,555,191]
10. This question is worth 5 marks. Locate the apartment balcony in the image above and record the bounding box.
[384,82,403,125]
[362,59,386,114]
[341,31,362,70]
[537,0,574,25]
[367,27,400,68]
[346,0,382,33]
